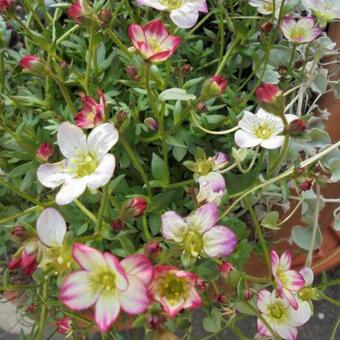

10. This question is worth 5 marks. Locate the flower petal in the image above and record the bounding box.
[87,123,118,160]
[279,250,292,270]
[257,289,271,314]
[55,178,87,205]
[282,270,305,291]
[235,130,262,148]
[137,0,167,10]
[37,160,72,188]
[120,254,153,285]
[257,318,273,337]
[271,250,280,273]
[128,23,146,49]
[103,253,128,291]
[119,276,150,314]
[161,211,188,242]
[289,299,313,326]
[299,267,314,286]
[86,154,116,190]
[36,208,66,247]
[260,135,284,149]
[182,286,202,310]
[57,122,87,160]
[170,7,199,29]
[60,271,98,310]
[144,19,168,41]
[72,243,107,271]
[283,288,299,310]
[161,297,185,318]
[203,225,237,257]
[95,293,120,332]
[148,50,172,63]
[275,323,298,340]
[186,203,219,234]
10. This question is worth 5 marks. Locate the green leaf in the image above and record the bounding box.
[173,147,187,162]
[261,211,280,230]
[291,225,322,251]
[159,88,196,101]
[166,135,186,148]
[221,217,248,240]
[328,159,340,182]
[195,259,219,280]
[151,153,169,184]
[149,191,176,212]
[203,308,221,333]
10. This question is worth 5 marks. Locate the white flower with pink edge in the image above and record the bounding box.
[281,16,322,44]
[234,109,298,149]
[257,289,312,340]
[302,0,340,27]
[248,0,286,17]
[37,122,118,205]
[137,0,208,29]
[271,250,305,310]
[149,265,202,317]
[128,19,181,63]
[161,203,237,264]
[60,244,153,332]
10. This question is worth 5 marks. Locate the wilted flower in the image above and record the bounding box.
[211,152,229,170]
[149,265,202,317]
[260,22,273,33]
[137,0,208,29]
[234,109,298,149]
[111,218,124,232]
[196,172,226,205]
[257,289,312,339]
[60,244,153,332]
[56,317,72,335]
[75,91,106,129]
[281,16,322,44]
[37,122,118,205]
[271,250,305,309]
[161,203,237,264]
[36,143,53,163]
[11,226,28,242]
[302,0,340,27]
[125,65,140,81]
[248,0,285,17]
[200,75,228,101]
[128,19,181,63]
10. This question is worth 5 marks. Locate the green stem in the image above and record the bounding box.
[56,24,80,46]
[85,27,94,94]
[75,199,98,224]
[316,278,340,290]
[37,280,48,340]
[144,63,158,116]
[245,274,271,283]
[124,0,135,21]
[142,215,152,241]
[105,29,131,56]
[22,0,46,33]
[216,37,240,75]
[97,186,108,233]
[243,197,271,275]
[166,179,194,189]
[0,206,43,225]
[287,43,297,70]
[268,135,289,176]
[119,134,151,197]
[159,103,169,184]
[321,293,340,307]
[0,43,5,94]
[37,0,53,23]
[56,79,77,114]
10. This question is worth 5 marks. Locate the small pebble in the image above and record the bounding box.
[317,312,325,320]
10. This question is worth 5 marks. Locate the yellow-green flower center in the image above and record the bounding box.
[253,122,274,139]
[268,301,286,319]
[70,154,98,177]
[147,37,163,52]
[289,27,306,41]
[160,0,182,10]
[183,230,204,258]
[196,159,213,176]
[90,270,116,294]
[263,3,274,11]
[155,272,189,304]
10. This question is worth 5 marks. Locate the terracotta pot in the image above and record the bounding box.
[245,22,340,277]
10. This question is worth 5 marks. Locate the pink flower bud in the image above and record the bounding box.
[19,55,42,71]
[219,261,232,278]
[21,251,37,276]
[56,317,72,335]
[26,303,36,313]
[212,152,229,170]
[125,65,139,81]
[201,75,228,101]
[214,293,227,304]
[111,219,124,232]
[121,197,148,219]
[144,117,159,131]
[144,241,162,258]
[36,143,53,162]
[196,101,206,112]
[197,278,208,291]
[99,8,112,26]
[8,257,21,270]
[67,1,82,21]
[0,0,12,12]
[147,314,165,329]
[285,119,307,137]
[244,289,253,300]
[255,83,285,117]
[300,180,312,192]
[11,226,28,242]
[181,64,192,74]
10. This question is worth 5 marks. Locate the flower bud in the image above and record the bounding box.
[200,75,228,101]
[99,8,112,26]
[278,65,288,76]
[144,241,161,258]
[125,65,139,81]
[111,219,124,232]
[300,180,312,191]
[56,317,72,335]
[144,117,159,131]
[211,152,229,170]
[59,60,68,69]
[115,111,128,126]
[19,55,44,74]
[21,251,37,276]
[260,22,273,33]
[36,143,53,163]
[294,59,305,69]
[11,226,28,242]
[196,101,206,112]
[121,197,148,219]
[26,303,36,313]
[285,119,307,137]
[0,0,12,12]
[244,289,253,300]
[219,261,232,279]
[8,257,21,270]
[255,83,285,117]
[196,278,208,291]
[181,64,192,74]
[147,314,165,329]
[215,293,227,304]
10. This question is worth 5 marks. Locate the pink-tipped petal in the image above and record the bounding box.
[128,24,145,48]
[271,250,280,273]
[148,50,172,63]
[186,203,219,234]
[257,289,271,314]
[60,271,99,310]
[283,270,305,291]
[161,211,188,242]
[275,323,298,340]
[202,225,237,257]
[120,254,153,284]
[257,318,273,337]
[72,243,107,271]
[283,288,299,310]
[182,286,202,310]
[144,19,168,41]
[103,253,128,291]
[299,267,314,286]
[95,293,120,332]
[279,250,292,270]
[161,297,185,318]
[119,276,150,314]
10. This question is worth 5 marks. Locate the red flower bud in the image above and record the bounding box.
[260,22,273,33]
[19,55,42,71]
[111,219,124,232]
[144,241,162,258]
[26,303,36,313]
[8,257,21,270]
[67,1,82,21]
[300,180,312,191]
[0,0,12,12]
[125,65,139,81]
[36,143,53,163]
[285,119,307,137]
[219,261,233,279]
[121,197,148,219]
[278,65,288,76]
[147,314,165,329]
[56,317,72,335]
[196,101,206,112]
[99,8,112,26]
[197,278,209,291]
[255,83,285,117]
[11,226,28,242]
[181,64,192,74]
[201,75,228,101]
[215,293,228,304]
[21,251,37,276]
[244,289,253,300]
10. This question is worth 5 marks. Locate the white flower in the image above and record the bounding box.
[302,0,340,26]
[234,109,298,149]
[248,0,285,17]
[197,172,226,205]
[137,0,208,29]
[37,122,118,205]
